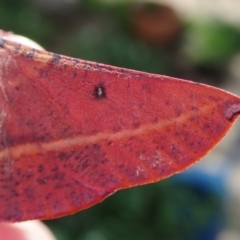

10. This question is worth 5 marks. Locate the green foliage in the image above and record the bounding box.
[65,29,171,75]
[184,21,240,66]
[0,0,53,44]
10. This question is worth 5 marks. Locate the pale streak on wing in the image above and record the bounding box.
[0,103,216,161]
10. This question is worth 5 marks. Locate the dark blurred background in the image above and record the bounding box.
[1,0,240,239]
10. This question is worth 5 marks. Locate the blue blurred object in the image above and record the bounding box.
[171,166,226,240]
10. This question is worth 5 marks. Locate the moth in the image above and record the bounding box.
[0,30,239,222]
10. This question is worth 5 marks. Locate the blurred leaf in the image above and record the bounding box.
[0,0,53,44]
[184,21,240,66]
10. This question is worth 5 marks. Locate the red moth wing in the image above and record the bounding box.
[0,37,240,222]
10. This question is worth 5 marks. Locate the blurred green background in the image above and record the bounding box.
[1,0,240,239]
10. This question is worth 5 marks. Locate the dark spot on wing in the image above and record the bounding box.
[96,63,103,71]
[0,38,5,48]
[26,48,36,59]
[51,53,61,63]
[93,83,107,99]
[72,58,79,66]
[15,85,22,91]
[14,44,21,54]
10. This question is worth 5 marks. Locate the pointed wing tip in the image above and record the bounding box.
[225,102,240,121]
